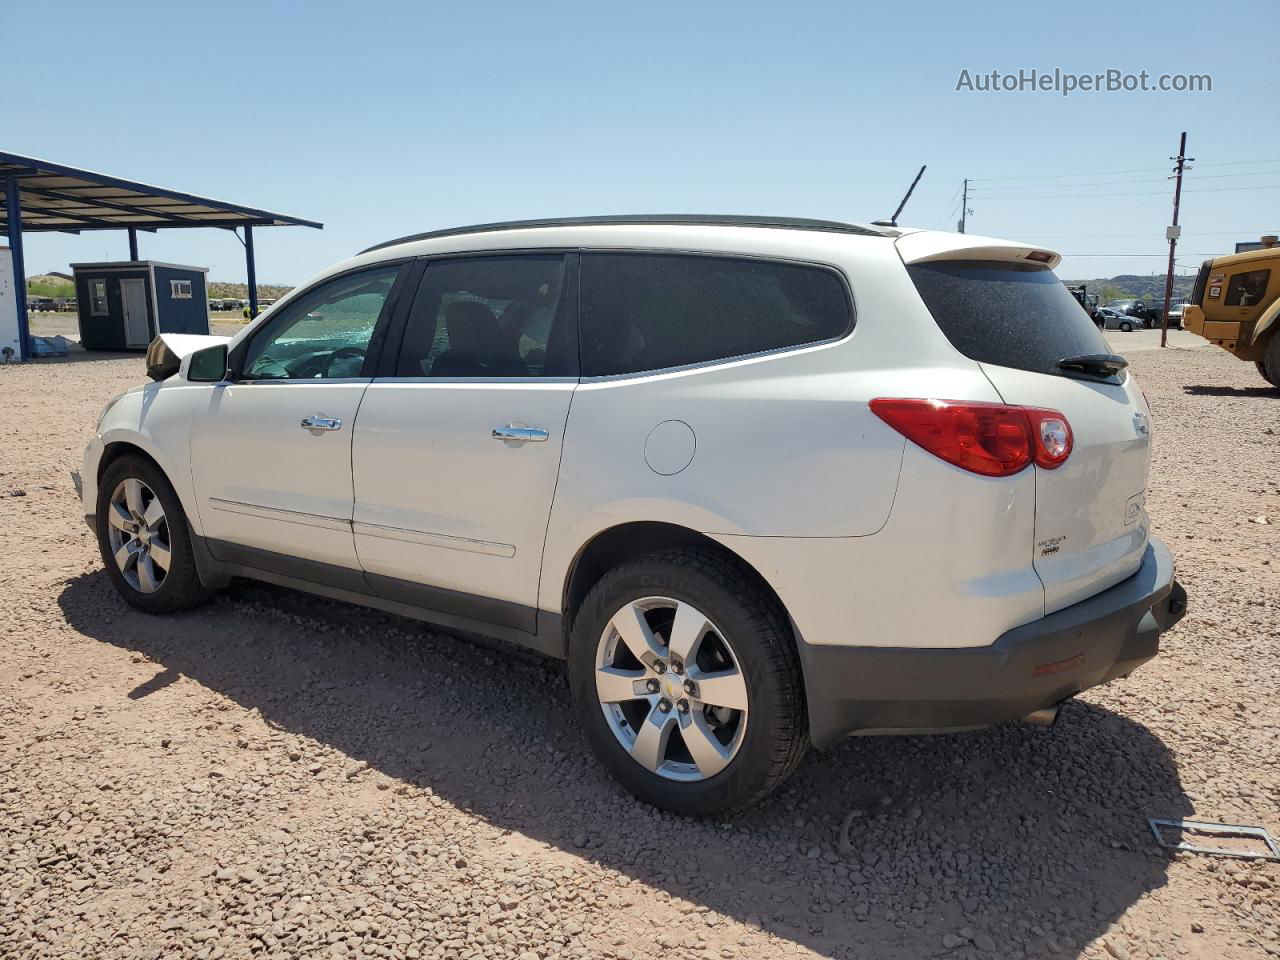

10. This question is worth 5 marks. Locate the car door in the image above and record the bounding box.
[350,253,578,632]
[189,263,409,582]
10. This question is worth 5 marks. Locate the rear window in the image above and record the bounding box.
[907,261,1113,377]
[579,253,852,377]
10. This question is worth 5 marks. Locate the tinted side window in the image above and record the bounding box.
[1224,268,1271,307]
[907,261,1113,377]
[579,253,852,377]
[395,255,573,377]
[240,266,401,380]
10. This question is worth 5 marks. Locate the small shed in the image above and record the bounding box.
[71,261,209,350]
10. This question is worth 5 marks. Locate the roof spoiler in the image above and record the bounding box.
[896,232,1062,270]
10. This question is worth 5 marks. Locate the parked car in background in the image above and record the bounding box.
[1165,303,1185,328]
[1097,308,1138,331]
[1065,284,1099,322]
[1103,299,1138,316]
[77,215,1186,814]
[1132,300,1163,326]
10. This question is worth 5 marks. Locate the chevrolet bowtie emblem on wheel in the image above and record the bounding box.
[1133,412,1150,436]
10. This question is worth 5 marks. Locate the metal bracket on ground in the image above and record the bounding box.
[1149,818,1280,862]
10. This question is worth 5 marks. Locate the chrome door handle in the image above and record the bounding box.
[491,425,549,443]
[300,416,342,431]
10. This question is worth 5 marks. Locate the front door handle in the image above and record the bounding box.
[301,416,342,432]
[492,425,548,443]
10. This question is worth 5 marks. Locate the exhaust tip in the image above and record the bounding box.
[1022,705,1061,727]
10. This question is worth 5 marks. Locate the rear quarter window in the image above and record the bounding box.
[907,260,1113,377]
[579,253,853,377]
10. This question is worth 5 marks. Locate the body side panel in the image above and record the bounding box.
[89,382,213,533]
[711,441,1042,651]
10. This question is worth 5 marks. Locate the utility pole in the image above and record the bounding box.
[959,178,969,233]
[1160,132,1192,348]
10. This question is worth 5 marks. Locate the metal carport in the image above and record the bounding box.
[0,150,322,359]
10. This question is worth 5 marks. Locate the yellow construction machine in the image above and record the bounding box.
[1182,235,1280,386]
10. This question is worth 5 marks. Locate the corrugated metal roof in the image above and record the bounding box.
[0,150,322,232]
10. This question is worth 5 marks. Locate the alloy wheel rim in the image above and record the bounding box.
[106,478,171,594]
[595,596,749,783]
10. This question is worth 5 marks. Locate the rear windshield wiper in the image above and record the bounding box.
[1057,353,1128,378]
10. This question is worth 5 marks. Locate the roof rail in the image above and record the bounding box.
[360,214,891,254]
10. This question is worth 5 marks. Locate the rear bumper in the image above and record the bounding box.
[800,536,1185,748]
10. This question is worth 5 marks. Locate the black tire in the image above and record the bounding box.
[95,454,214,614]
[1120,321,1133,332]
[1261,335,1280,387]
[567,548,808,815]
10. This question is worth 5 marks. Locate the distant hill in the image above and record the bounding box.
[1062,273,1197,304]
[208,281,293,300]
[26,274,75,299]
[25,272,293,303]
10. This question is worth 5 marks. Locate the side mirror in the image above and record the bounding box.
[188,344,229,382]
[145,337,182,381]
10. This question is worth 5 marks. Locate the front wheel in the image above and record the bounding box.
[1120,321,1133,332]
[568,549,808,815]
[96,454,214,614]
[1261,336,1280,387]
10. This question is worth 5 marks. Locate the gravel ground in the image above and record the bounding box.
[0,344,1277,960]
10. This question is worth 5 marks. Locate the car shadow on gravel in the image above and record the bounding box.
[58,573,1193,960]
[1183,383,1280,397]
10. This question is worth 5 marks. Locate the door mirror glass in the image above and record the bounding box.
[188,344,229,382]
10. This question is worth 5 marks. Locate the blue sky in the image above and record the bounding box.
[6,0,1278,285]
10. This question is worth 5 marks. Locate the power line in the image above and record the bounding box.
[969,166,1169,182]
[974,182,1280,200]
[972,178,1168,192]
[1007,230,1275,239]
[1192,156,1280,168]
[971,168,1280,193]
[969,156,1280,184]
[1052,252,1228,257]
[935,184,962,227]
[939,195,963,229]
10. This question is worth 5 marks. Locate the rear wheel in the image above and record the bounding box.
[96,454,214,613]
[568,549,807,815]
[1261,335,1280,387]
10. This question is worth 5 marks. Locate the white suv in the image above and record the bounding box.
[77,215,1186,814]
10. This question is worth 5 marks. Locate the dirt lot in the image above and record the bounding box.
[1,344,1277,960]
[28,313,249,342]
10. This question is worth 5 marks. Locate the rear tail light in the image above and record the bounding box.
[1024,407,1072,468]
[870,398,1072,477]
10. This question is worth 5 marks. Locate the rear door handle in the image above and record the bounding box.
[491,425,549,443]
[301,416,342,432]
